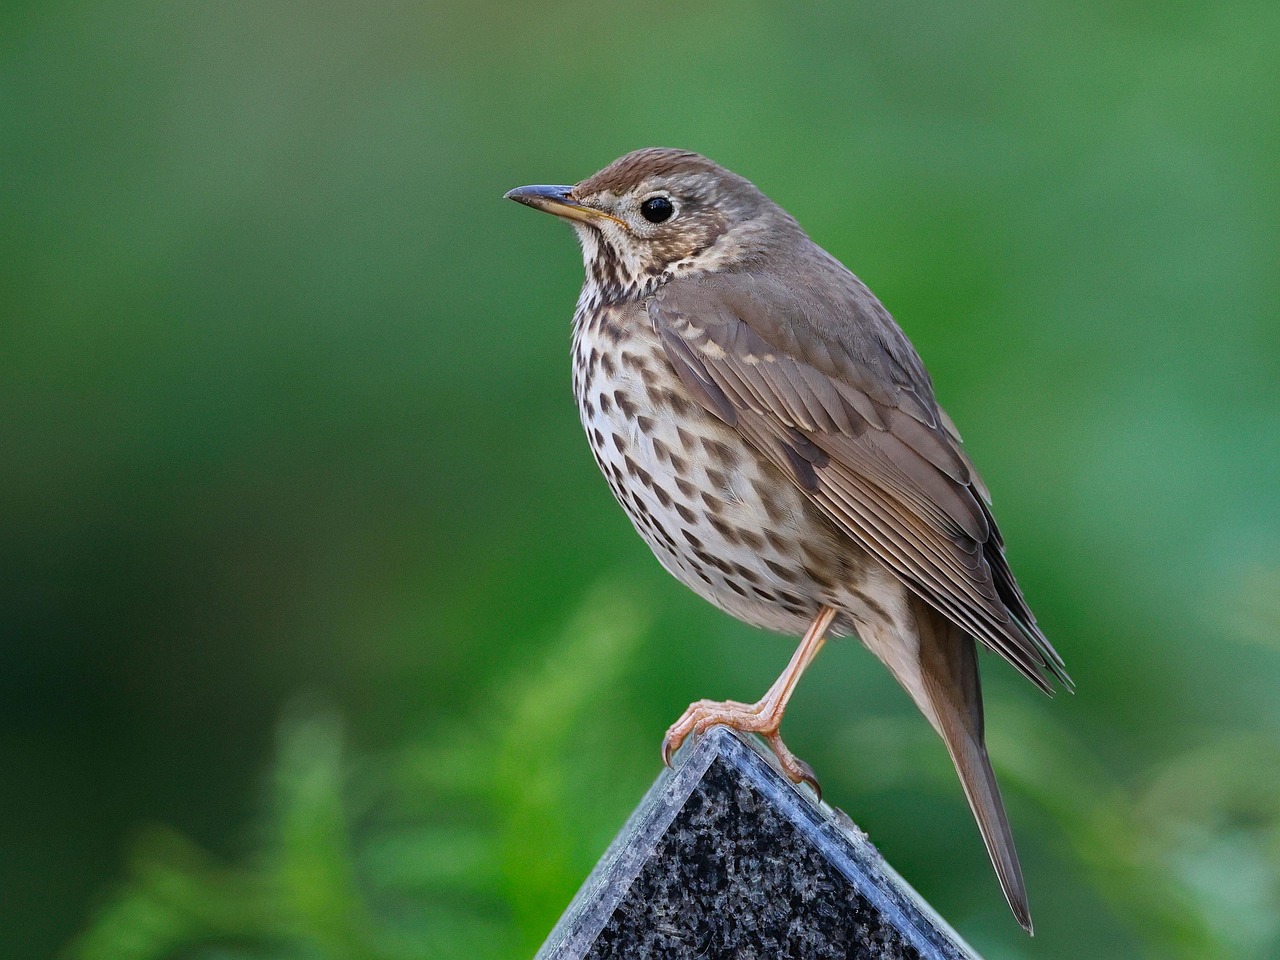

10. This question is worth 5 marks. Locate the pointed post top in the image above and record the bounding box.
[537,726,983,959]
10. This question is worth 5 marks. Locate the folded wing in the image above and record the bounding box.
[647,270,1069,693]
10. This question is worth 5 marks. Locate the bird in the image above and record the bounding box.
[505,148,1070,932]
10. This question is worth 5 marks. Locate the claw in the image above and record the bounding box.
[764,731,822,800]
[799,764,822,802]
[661,731,680,767]
[661,699,820,798]
[763,733,820,795]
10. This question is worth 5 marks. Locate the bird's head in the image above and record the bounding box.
[506,148,800,302]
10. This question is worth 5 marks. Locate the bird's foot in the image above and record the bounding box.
[661,698,821,798]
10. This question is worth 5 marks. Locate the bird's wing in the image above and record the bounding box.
[647,269,1069,692]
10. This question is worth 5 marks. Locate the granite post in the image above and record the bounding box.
[535,725,982,960]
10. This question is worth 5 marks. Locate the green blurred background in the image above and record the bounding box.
[4,0,1279,957]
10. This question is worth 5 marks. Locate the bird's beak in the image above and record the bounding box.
[504,184,623,227]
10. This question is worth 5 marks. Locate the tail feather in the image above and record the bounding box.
[941,703,1032,932]
[907,594,1033,933]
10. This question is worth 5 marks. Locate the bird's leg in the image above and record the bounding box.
[662,605,839,794]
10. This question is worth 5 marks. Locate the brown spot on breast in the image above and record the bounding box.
[765,530,791,553]
[700,436,741,468]
[852,590,891,622]
[693,548,733,575]
[623,455,653,489]
[646,512,676,546]
[800,542,840,574]
[751,478,788,525]
[662,389,695,417]
[765,559,801,583]
[707,516,741,545]
[802,565,835,590]
[613,390,637,419]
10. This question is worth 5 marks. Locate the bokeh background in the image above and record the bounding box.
[4,0,1279,957]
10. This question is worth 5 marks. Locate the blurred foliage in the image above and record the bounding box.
[68,584,654,960]
[2,0,1278,957]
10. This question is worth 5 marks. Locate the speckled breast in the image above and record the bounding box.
[570,298,861,638]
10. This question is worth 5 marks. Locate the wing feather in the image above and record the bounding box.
[648,272,1070,692]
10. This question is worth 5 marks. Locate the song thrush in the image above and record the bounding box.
[506,149,1070,932]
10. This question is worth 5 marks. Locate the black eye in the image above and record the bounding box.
[640,195,674,223]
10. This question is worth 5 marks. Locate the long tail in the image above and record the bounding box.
[906,593,1033,933]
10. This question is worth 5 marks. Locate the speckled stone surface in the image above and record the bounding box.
[536,726,980,960]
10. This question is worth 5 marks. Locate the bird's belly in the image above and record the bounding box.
[572,310,876,638]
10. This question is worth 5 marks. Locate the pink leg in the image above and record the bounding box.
[662,605,838,794]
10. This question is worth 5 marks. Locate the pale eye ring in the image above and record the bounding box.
[639,195,674,224]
